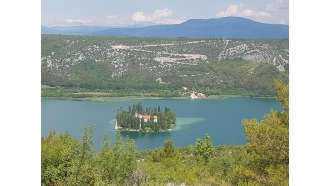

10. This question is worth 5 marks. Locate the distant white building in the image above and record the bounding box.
[190,91,198,99]
[134,113,157,122]
[190,91,206,99]
[156,78,163,83]
[197,93,206,98]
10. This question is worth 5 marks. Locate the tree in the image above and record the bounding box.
[41,131,80,186]
[75,124,96,185]
[97,133,137,185]
[236,79,289,185]
[193,134,214,164]
[42,126,138,185]
[163,140,176,158]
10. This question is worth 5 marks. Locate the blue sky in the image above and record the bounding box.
[42,0,289,26]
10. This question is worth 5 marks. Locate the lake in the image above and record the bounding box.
[41,98,281,150]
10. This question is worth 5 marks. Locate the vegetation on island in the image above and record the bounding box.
[116,102,176,132]
[41,80,288,185]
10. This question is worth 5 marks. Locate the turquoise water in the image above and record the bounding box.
[174,118,206,131]
[41,98,281,150]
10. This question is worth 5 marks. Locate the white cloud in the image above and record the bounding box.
[64,19,92,24]
[242,9,270,17]
[60,9,184,27]
[153,9,173,20]
[131,8,185,24]
[158,18,185,24]
[132,12,153,22]
[216,4,270,18]
[214,2,290,24]
[216,4,239,17]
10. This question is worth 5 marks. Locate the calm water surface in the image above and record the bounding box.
[41,98,281,150]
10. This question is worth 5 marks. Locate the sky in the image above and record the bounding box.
[41,0,289,27]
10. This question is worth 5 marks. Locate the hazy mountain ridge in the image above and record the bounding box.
[42,17,289,38]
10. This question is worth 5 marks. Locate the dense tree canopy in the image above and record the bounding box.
[116,102,176,132]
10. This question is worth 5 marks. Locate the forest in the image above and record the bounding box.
[116,102,176,132]
[41,80,289,185]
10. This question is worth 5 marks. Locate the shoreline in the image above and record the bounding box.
[115,119,175,133]
[114,120,121,130]
[41,95,276,102]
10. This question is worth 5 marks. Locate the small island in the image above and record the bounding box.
[116,102,176,132]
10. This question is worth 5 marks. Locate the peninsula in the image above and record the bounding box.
[116,102,176,132]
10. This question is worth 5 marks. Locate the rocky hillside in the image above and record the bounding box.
[41,35,289,96]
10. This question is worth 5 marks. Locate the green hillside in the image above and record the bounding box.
[41,35,288,98]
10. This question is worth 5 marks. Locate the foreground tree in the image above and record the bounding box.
[163,140,176,158]
[235,79,289,185]
[96,133,137,185]
[41,126,137,186]
[193,134,214,164]
[41,131,80,186]
[74,125,96,185]
[41,125,97,186]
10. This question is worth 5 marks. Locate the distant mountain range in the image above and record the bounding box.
[41,17,288,38]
